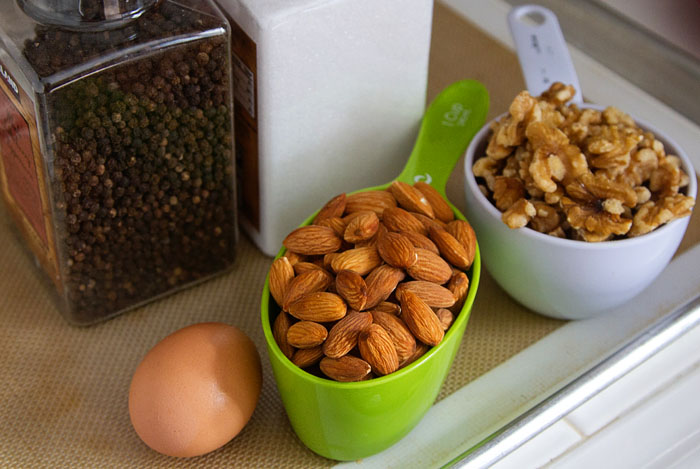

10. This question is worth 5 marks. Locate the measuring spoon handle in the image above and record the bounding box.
[397,79,489,196]
[508,5,583,104]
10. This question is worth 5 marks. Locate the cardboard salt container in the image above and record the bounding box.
[215,0,434,256]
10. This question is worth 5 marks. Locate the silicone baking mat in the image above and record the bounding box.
[1,3,697,467]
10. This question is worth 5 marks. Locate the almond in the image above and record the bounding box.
[413,181,455,223]
[292,261,327,275]
[400,342,430,368]
[282,268,333,311]
[382,207,428,235]
[272,311,295,360]
[320,355,372,382]
[448,271,470,313]
[396,280,456,308]
[287,320,328,349]
[364,264,405,309]
[370,301,401,315]
[412,211,445,230]
[283,251,305,266]
[335,269,368,311]
[323,311,373,358]
[435,308,455,330]
[400,290,444,346]
[355,234,378,248]
[341,210,364,224]
[323,252,339,270]
[330,246,382,276]
[314,193,347,221]
[377,230,417,268]
[399,230,439,254]
[446,220,477,268]
[428,225,470,270]
[370,311,416,364]
[345,190,397,216]
[407,248,453,284]
[343,210,379,243]
[315,216,347,237]
[292,346,324,368]
[389,180,435,218]
[269,256,295,307]
[358,324,399,376]
[283,225,342,255]
[288,292,347,322]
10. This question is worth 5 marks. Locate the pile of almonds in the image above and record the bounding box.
[268,181,477,382]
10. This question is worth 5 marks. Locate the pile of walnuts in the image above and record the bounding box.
[473,82,695,242]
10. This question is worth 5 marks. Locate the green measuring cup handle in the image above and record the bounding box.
[396,79,489,197]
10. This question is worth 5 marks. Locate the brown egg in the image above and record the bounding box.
[128,322,262,458]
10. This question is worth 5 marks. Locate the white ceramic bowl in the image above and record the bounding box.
[463,108,697,320]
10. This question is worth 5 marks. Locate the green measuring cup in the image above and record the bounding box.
[260,80,489,461]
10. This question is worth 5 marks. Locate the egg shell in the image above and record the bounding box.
[128,322,262,458]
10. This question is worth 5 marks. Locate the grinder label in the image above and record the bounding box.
[229,18,261,231]
[0,60,60,288]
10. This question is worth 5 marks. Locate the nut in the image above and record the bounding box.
[314,193,347,221]
[283,251,304,266]
[400,342,430,368]
[292,261,327,276]
[369,301,401,316]
[323,311,373,358]
[390,181,435,219]
[358,324,400,376]
[396,281,456,308]
[377,230,418,268]
[414,182,455,223]
[382,207,429,235]
[283,225,342,255]
[630,194,695,237]
[406,248,453,284]
[335,269,368,311]
[320,356,372,382]
[526,121,588,191]
[400,290,444,347]
[529,201,562,234]
[273,311,295,360]
[447,271,470,314]
[288,292,347,322]
[268,257,295,307]
[330,246,382,276]
[435,308,455,330]
[292,346,325,368]
[315,216,347,238]
[399,230,439,254]
[446,220,477,268]
[370,310,416,364]
[493,176,526,211]
[428,225,471,270]
[502,198,536,229]
[282,268,333,311]
[345,190,397,216]
[287,321,328,349]
[364,264,406,310]
[343,210,380,243]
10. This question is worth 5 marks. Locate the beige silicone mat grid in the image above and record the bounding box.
[2,4,698,467]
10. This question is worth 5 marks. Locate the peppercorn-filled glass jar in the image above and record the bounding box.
[0,0,238,325]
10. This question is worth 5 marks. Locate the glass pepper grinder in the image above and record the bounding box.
[0,0,238,325]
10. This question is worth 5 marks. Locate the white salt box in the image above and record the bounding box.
[215,0,434,255]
